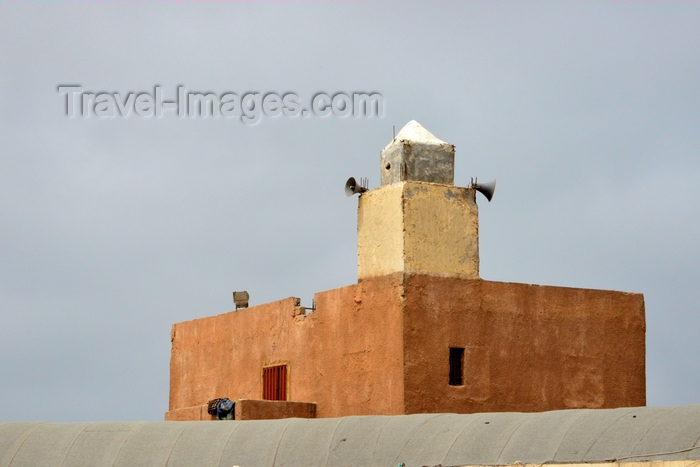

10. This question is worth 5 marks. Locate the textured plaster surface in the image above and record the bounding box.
[402,183,478,278]
[169,273,645,420]
[357,183,404,278]
[380,120,455,186]
[235,400,316,420]
[358,182,479,280]
[402,275,646,414]
[168,274,405,419]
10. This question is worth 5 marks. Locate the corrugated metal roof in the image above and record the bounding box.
[1,405,699,467]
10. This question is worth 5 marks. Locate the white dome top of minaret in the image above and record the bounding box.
[388,120,449,146]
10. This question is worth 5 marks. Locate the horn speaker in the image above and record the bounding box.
[345,177,368,196]
[472,179,496,202]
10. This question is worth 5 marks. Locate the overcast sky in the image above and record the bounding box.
[1,3,698,423]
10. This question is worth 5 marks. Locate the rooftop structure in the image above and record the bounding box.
[166,121,646,421]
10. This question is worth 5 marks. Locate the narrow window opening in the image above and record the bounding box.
[449,347,464,386]
[263,365,287,401]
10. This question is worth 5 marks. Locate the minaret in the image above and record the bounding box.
[357,121,479,280]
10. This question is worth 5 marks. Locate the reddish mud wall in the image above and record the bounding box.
[402,275,646,414]
[167,273,405,419]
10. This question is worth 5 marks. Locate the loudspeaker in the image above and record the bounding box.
[345,177,368,196]
[472,179,496,202]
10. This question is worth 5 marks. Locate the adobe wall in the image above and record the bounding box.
[402,274,646,414]
[168,273,406,419]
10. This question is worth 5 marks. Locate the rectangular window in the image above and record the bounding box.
[263,365,287,401]
[449,347,464,386]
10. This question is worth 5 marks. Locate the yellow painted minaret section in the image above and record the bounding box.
[357,121,480,280]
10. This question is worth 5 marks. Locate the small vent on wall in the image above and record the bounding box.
[449,347,464,386]
[233,291,249,310]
